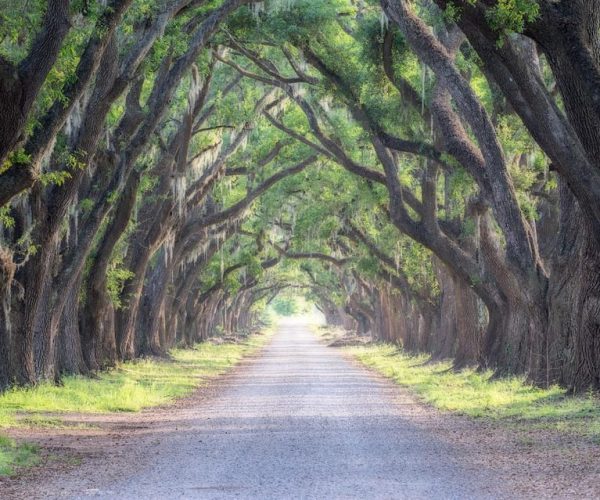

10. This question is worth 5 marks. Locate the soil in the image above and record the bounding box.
[2,319,599,499]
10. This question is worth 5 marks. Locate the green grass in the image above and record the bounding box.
[348,344,600,442]
[0,436,38,475]
[0,332,271,475]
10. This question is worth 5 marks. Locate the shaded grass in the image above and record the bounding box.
[347,344,600,442]
[0,332,271,475]
[0,436,38,476]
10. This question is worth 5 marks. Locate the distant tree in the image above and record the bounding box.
[272,296,298,316]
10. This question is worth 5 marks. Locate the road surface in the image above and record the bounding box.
[18,320,512,499]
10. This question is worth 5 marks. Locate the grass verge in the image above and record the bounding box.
[0,331,272,475]
[347,343,600,443]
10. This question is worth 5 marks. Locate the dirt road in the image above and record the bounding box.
[5,320,599,499]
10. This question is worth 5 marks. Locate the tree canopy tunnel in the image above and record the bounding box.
[1,0,600,393]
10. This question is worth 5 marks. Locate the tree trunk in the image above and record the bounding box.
[0,248,15,389]
[432,261,457,359]
[546,180,600,391]
[115,254,151,360]
[452,272,481,369]
[138,261,169,356]
[57,280,88,376]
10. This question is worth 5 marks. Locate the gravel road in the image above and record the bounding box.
[20,320,516,499]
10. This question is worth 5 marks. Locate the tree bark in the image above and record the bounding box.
[57,277,88,377]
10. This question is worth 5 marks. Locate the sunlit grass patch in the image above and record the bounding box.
[347,344,600,442]
[0,331,271,475]
[0,333,270,423]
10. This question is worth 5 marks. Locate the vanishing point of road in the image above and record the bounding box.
[18,320,512,499]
